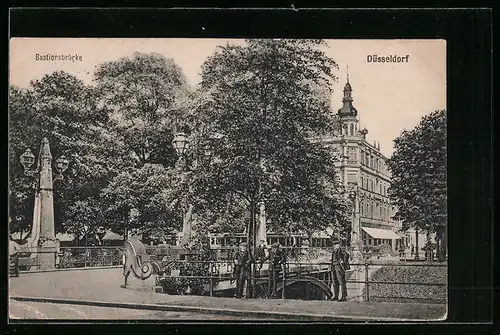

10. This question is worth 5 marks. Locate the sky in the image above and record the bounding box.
[9,38,446,157]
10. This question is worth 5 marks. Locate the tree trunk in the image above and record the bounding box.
[248,201,256,298]
[414,228,420,260]
[123,207,129,242]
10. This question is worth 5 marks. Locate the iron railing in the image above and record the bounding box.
[150,248,447,303]
[15,245,446,303]
[16,246,122,271]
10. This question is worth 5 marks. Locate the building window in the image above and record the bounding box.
[350,124,354,136]
[347,147,357,163]
[361,151,365,165]
[361,177,364,189]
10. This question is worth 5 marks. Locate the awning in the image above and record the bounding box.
[361,227,401,240]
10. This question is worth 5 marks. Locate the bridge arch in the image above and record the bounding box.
[275,276,333,300]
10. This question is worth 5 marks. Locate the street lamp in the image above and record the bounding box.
[21,150,68,179]
[173,132,190,156]
[173,132,191,245]
[348,186,363,260]
[83,224,89,267]
[19,137,68,270]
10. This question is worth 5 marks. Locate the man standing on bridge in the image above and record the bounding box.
[266,242,286,299]
[330,239,350,302]
[233,242,252,298]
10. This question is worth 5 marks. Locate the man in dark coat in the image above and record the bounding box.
[233,242,252,298]
[266,242,286,298]
[255,240,268,274]
[330,239,350,301]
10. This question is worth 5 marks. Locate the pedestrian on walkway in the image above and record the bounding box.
[266,242,285,299]
[233,242,252,298]
[9,235,21,277]
[330,239,349,302]
[255,240,268,274]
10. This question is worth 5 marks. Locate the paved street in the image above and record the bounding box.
[9,299,264,320]
[9,267,447,321]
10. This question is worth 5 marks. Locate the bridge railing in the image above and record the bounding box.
[151,255,447,303]
[284,260,447,303]
[16,246,123,271]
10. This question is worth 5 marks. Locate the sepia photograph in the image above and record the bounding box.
[8,38,447,322]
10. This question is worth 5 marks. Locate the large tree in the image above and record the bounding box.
[8,71,113,237]
[387,109,447,261]
[184,39,350,250]
[94,52,189,168]
[94,52,191,237]
[99,164,181,240]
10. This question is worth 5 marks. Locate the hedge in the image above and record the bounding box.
[363,264,447,304]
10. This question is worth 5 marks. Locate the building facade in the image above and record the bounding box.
[319,76,406,251]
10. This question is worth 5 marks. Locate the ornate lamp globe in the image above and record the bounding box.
[55,155,69,173]
[173,132,190,156]
[20,149,35,170]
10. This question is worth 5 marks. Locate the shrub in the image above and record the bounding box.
[364,264,447,303]
[158,235,215,296]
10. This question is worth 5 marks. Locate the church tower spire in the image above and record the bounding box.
[337,66,359,136]
[338,65,357,118]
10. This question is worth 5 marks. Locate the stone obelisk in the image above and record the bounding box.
[30,138,58,270]
[256,201,267,246]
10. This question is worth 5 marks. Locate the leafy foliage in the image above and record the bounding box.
[9,44,352,250]
[9,72,113,236]
[185,39,350,244]
[94,52,188,168]
[387,110,447,260]
[99,164,181,238]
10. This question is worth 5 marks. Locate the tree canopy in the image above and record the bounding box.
[184,39,350,243]
[387,109,447,259]
[9,43,353,247]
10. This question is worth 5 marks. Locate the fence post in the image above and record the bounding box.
[364,260,370,302]
[209,260,214,297]
[281,262,286,300]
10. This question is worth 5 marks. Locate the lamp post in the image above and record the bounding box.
[83,224,89,267]
[414,227,420,261]
[348,186,363,261]
[19,137,68,270]
[172,132,192,246]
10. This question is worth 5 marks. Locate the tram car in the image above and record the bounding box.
[207,231,334,249]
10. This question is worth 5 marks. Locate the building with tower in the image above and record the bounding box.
[318,71,407,251]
